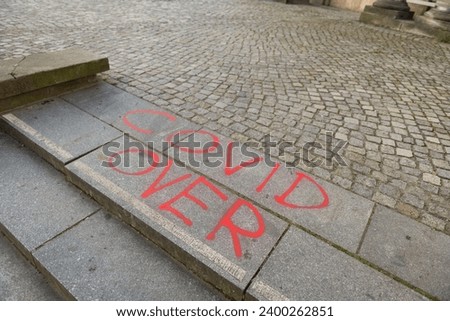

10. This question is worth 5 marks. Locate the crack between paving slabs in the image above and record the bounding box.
[63,95,198,155]
[32,208,101,253]
[9,56,26,79]
[242,224,290,301]
[62,134,123,167]
[355,204,376,254]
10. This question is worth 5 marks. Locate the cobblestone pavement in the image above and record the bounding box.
[1,0,449,234]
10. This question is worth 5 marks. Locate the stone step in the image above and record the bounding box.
[0,232,60,301]
[0,48,109,113]
[0,131,221,300]
[1,81,447,300]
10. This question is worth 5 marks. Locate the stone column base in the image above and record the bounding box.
[360,5,414,31]
[415,15,450,41]
[359,4,450,42]
[363,5,414,20]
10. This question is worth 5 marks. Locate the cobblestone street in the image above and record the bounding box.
[1,0,449,234]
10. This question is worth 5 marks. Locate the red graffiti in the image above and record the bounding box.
[274,172,329,209]
[224,142,263,176]
[207,199,265,257]
[159,176,228,226]
[109,108,330,258]
[140,158,192,198]
[123,109,176,134]
[256,162,280,192]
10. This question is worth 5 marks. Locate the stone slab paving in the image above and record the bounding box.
[246,226,427,301]
[359,205,450,300]
[0,233,60,301]
[168,130,374,252]
[51,86,374,253]
[65,138,288,299]
[34,210,222,301]
[1,98,121,170]
[0,131,100,258]
[1,0,448,235]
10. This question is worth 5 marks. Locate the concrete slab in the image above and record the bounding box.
[33,210,221,301]
[0,132,100,257]
[0,76,98,114]
[61,82,199,151]
[13,49,107,78]
[0,98,121,170]
[246,226,426,301]
[0,233,60,301]
[0,58,20,82]
[0,48,109,100]
[169,130,374,252]
[359,205,450,300]
[65,138,288,299]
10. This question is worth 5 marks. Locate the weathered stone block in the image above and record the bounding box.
[246,226,426,300]
[0,49,109,112]
[360,205,450,300]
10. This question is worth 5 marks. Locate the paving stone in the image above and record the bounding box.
[65,138,288,299]
[61,82,199,151]
[0,98,121,170]
[359,205,450,300]
[437,168,450,180]
[401,193,425,209]
[395,202,420,219]
[419,212,447,231]
[33,210,221,300]
[169,130,374,253]
[0,233,60,301]
[0,132,99,256]
[422,173,441,186]
[246,226,426,301]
